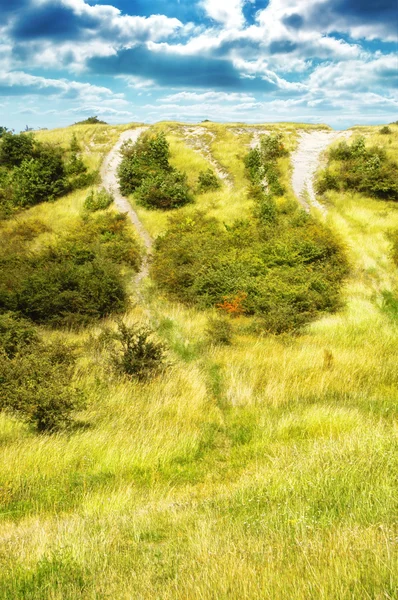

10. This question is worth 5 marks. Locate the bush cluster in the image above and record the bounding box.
[151,209,348,334]
[0,212,141,328]
[197,169,221,193]
[0,131,97,217]
[117,131,192,209]
[0,312,83,432]
[316,136,398,201]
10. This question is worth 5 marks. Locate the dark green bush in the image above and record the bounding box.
[244,133,286,196]
[379,126,391,135]
[106,321,166,380]
[151,210,348,333]
[73,116,107,125]
[136,170,193,210]
[12,144,67,207]
[0,213,141,327]
[0,335,83,432]
[197,169,221,192]
[118,132,172,195]
[84,188,113,212]
[318,136,398,201]
[0,132,34,167]
[117,131,192,210]
[0,311,38,358]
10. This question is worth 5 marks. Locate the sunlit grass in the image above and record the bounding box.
[0,121,397,599]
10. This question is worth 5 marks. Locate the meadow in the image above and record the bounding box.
[0,120,397,599]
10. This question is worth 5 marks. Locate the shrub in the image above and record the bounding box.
[379,126,391,135]
[0,213,141,327]
[0,132,34,167]
[12,144,67,207]
[321,136,398,201]
[73,116,107,125]
[244,133,286,196]
[197,169,221,192]
[118,131,172,195]
[0,336,84,432]
[84,188,113,212]
[206,315,233,345]
[0,311,38,358]
[259,132,288,161]
[107,321,166,380]
[151,210,348,333]
[136,170,193,210]
[117,131,193,209]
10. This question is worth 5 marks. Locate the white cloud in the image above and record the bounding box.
[0,71,118,100]
[160,91,256,103]
[201,0,246,29]
[309,54,398,92]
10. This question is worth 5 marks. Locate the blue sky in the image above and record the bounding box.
[0,0,397,130]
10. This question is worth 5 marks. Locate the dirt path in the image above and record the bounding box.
[181,126,233,188]
[291,130,352,214]
[100,127,151,284]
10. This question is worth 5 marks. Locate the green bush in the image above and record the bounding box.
[73,116,107,125]
[117,131,192,210]
[106,321,166,380]
[379,126,391,135]
[151,210,348,333]
[206,315,233,345]
[0,213,141,327]
[136,170,193,210]
[0,311,38,358]
[12,144,67,207]
[0,314,83,431]
[118,132,172,195]
[197,169,221,192]
[318,136,398,201]
[0,132,34,167]
[84,188,113,212]
[244,133,286,196]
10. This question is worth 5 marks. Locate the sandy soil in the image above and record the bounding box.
[100,127,152,284]
[291,130,352,214]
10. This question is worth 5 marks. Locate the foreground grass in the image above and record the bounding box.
[0,123,397,599]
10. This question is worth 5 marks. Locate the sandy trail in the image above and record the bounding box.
[291,130,352,214]
[100,127,151,284]
[181,126,233,188]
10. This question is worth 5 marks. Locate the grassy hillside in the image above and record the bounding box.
[0,121,397,599]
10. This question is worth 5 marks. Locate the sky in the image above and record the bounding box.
[0,0,397,131]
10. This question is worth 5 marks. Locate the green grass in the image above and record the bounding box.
[0,122,397,599]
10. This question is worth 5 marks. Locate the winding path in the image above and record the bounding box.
[100,127,151,284]
[291,130,352,214]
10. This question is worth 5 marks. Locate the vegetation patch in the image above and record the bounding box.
[316,136,398,201]
[0,312,83,432]
[0,131,97,218]
[118,131,193,209]
[152,211,348,333]
[197,168,221,193]
[0,212,141,327]
[102,321,167,380]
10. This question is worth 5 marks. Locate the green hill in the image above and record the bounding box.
[0,121,397,600]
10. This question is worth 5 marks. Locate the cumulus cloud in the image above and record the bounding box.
[201,0,246,29]
[309,54,398,92]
